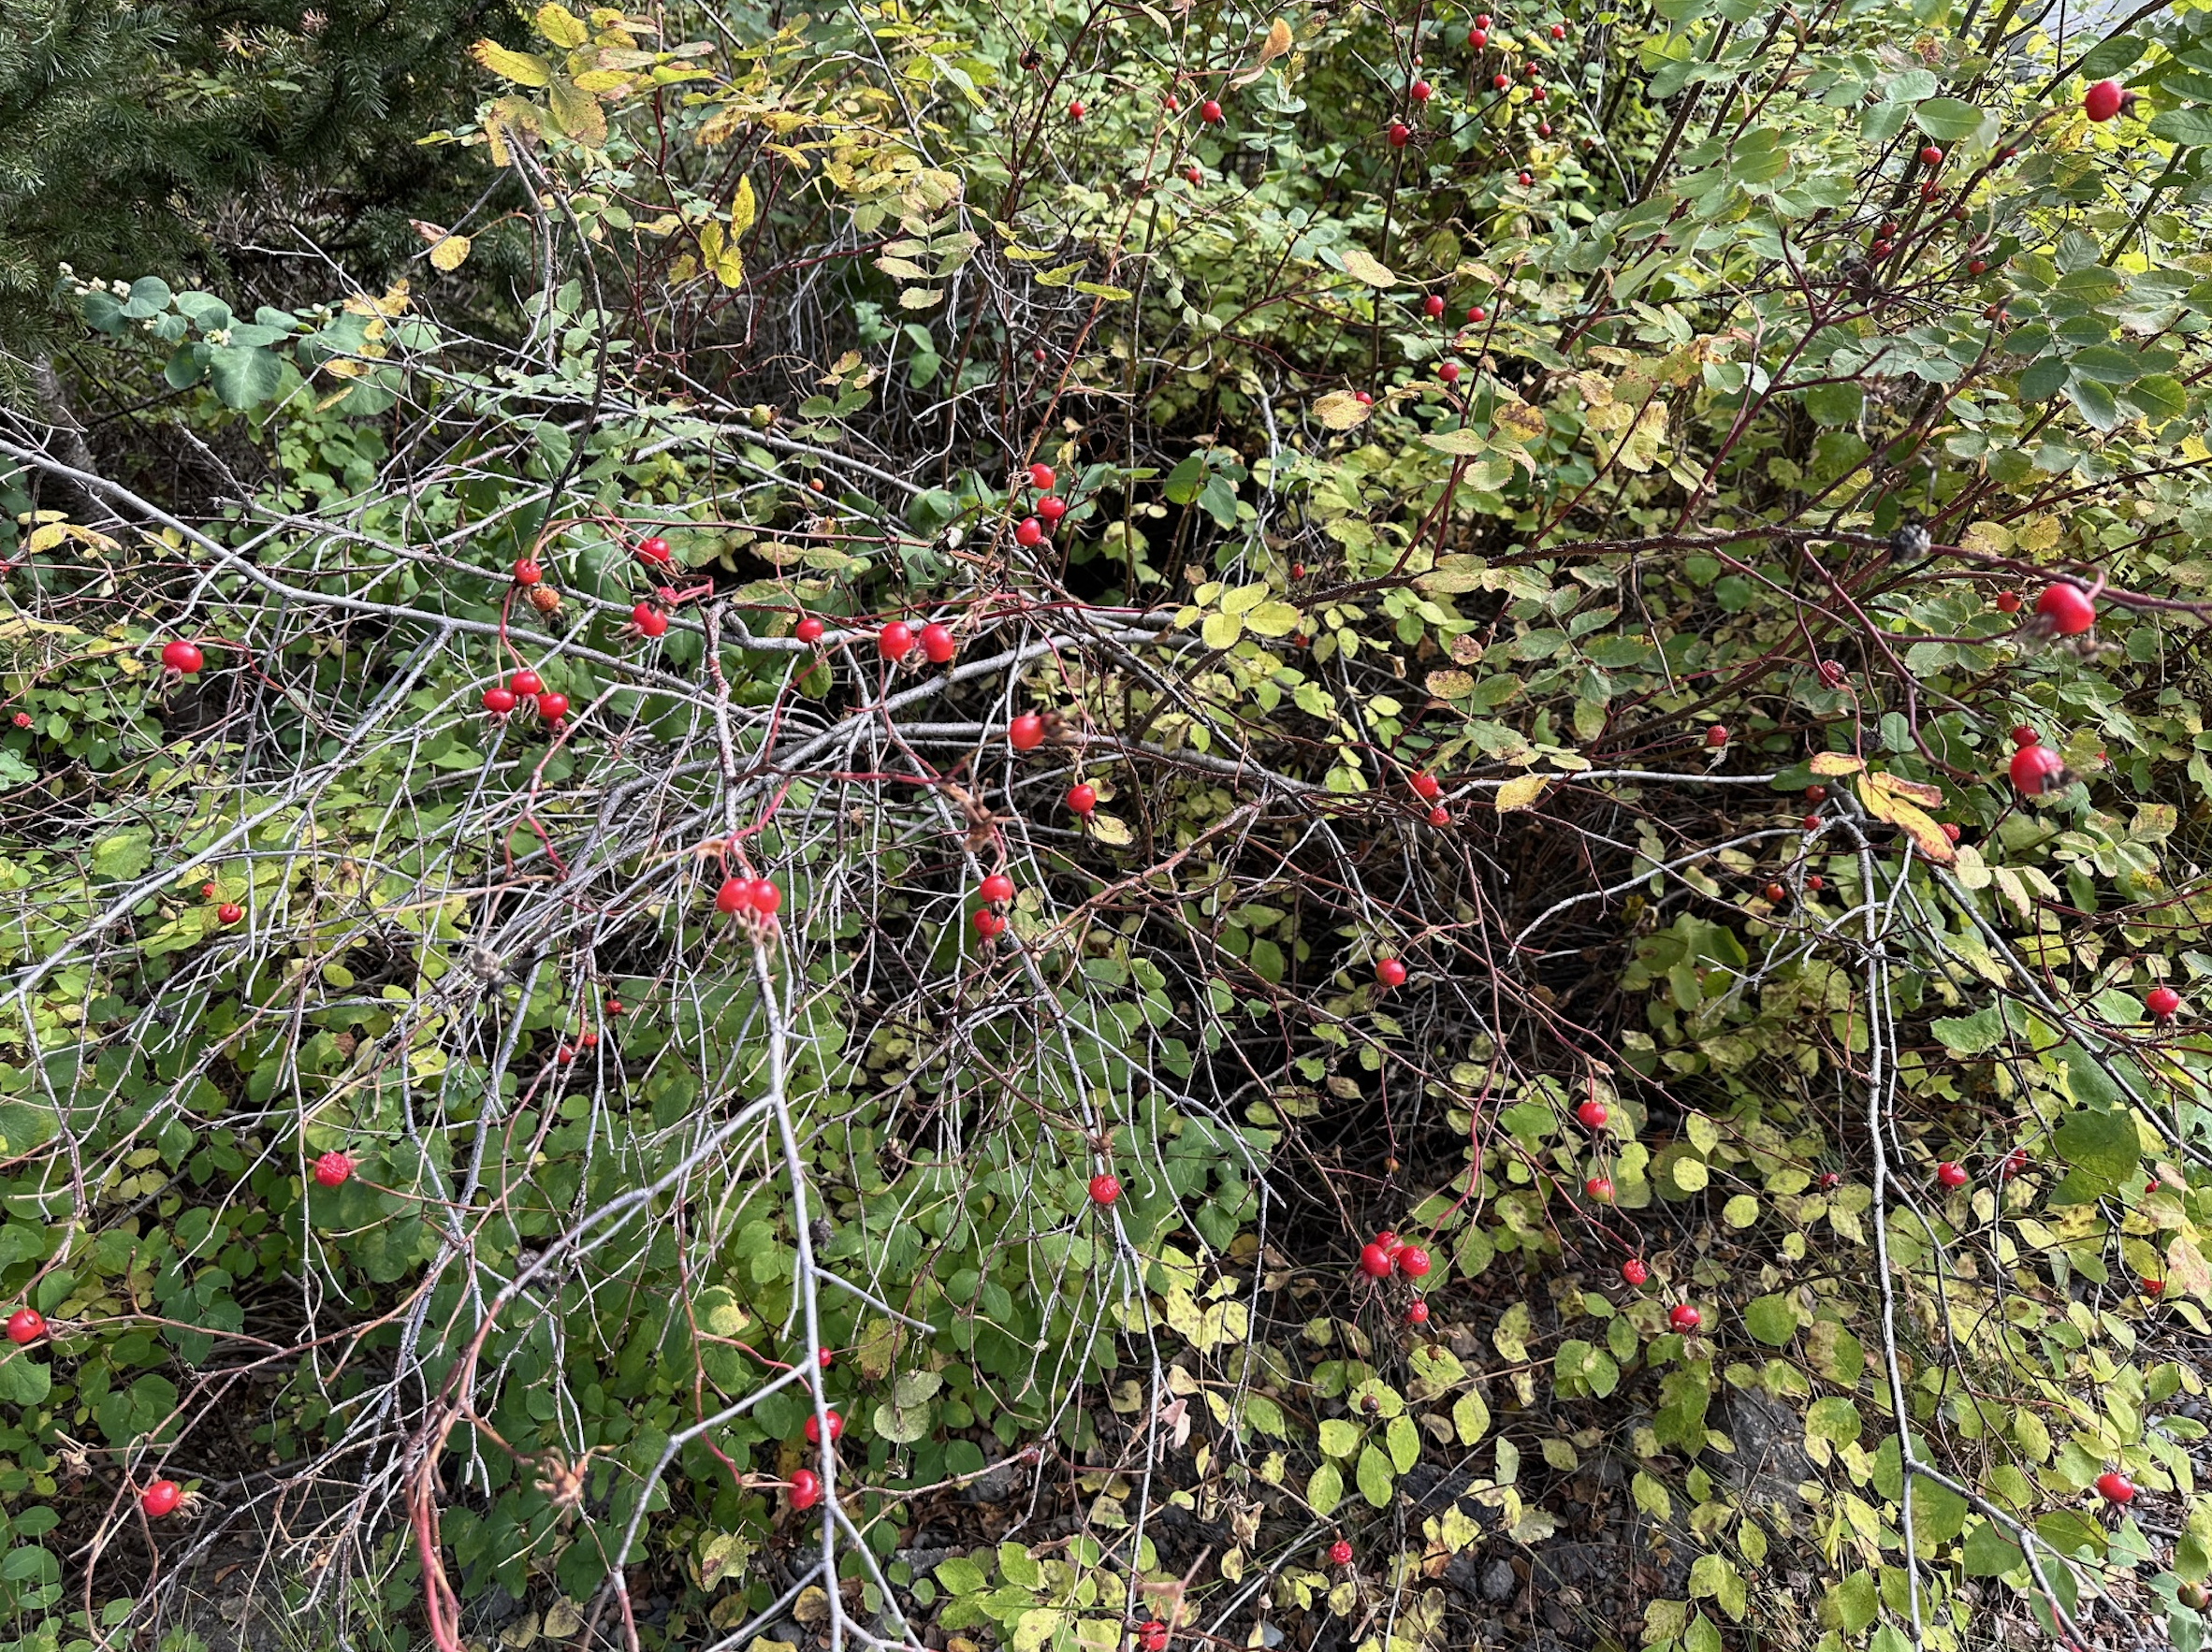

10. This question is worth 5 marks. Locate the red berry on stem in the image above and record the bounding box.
[9,713,27,728]
[1028,463,1055,490]
[804,1410,844,1444]
[716,878,748,914]
[1705,724,1728,747]
[1358,1242,1394,1279]
[1475,13,1490,26]
[1411,80,1432,102]
[1584,1175,1614,1202]
[2146,986,2181,1022]
[1066,783,1097,815]
[796,615,824,644]
[217,903,243,924]
[141,1480,182,1517]
[1200,99,1222,123]
[1437,361,1461,384]
[1089,1172,1121,1206]
[313,1152,353,1188]
[2083,80,2125,122]
[632,602,668,637]
[2095,1470,2134,1504]
[482,688,517,715]
[161,640,204,674]
[2034,582,2096,635]
[1919,144,1943,167]
[1996,590,2021,614]
[1424,294,1445,318]
[789,1469,822,1511]
[1576,1099,1608,1129]
[1550,21,1565,36]
[2010,725,2040,747]
[981,873,1014,905]
[1621,1259,1649,1287]
[1517,169,1533,185]
[1014,517,1045,547]
[2009,745,2065,796]
[1405,1299,1430,1325]
[1668,1304,1701,1331]
[1411,773,1442,800]
[1389,122,1411,147]
[1376,957,1408,989]
[1398,1245,1432,1278]
[512,558,542,585]
[1942,822,1961,843]
[1037,494,1068,524]
[6,1308,44,1343]
[920,622,956,663]
[1427,805,1450,827]
[749,879,781,916]
[1068,99,1084,120]
[1805,786,1826,802]
[535,692,568,722]
[1466,305,1486,322]
[1764,883,1786,904]
[1468,27,1488,48]
[1937,1161,1969,1189]
[1009,714,1045,751]
[1493,72,1509,89]
[636,536,671,565]
[2144,1278,2164,1296]
[878,621,913,659]
[509,670,542,697]
[972,909,1006,938]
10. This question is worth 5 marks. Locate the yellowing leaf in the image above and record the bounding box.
[1424,669,1474,700]
[1959,521,2013,556]
[1855,773,1955,864]
[429,234,473,272]
[1201,610,1244,650]
[533,3,589,46]
[730,176,758,238]
[1244,601,1302,638]
[1339,247,1396,288]
[569,67,632,93]
[1085,813,1133,847]
[546,75,608,144]
[1229,17,1295,86]
[1423,427,1490,456]
[1807,752,1865,775]
[1492,402,1547,446]
[1314,391,1373,430]
[1494,774,1550,812]
[471,39,552,86]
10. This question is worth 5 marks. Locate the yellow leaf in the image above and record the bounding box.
[546,75,607,144]
[1959,521,2012,556]
[470,39,552,86]
[715,248,745,289]
[1425,669,1474,700]
[568,67,631,93]
[1313,391,1372,430]
[2016,514,2061,553]
[1855,775,1956,864]
[2167,1235,2212,1299]
[429,234,472,272]
[1086,813,1133,847]
[1201,610,1244,650]
[1423,428,1489,456]
[1339,247,1396,287]
[1244,601,1302,637]
[1864,770,1943,808]
[1229,17,1295,86]
[1492,403,1547,446]
[534,2,589,46]
[1807,752,1864,776]
[730,176,758,237]
[1494,774,1550,812]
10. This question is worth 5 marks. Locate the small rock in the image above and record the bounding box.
[1482,1558,1517,1602]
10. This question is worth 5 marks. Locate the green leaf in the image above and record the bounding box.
[2123,373,2186,422]
[2076,33,2148,79]
[1806,1398,1861,1444]
[1451,1390,1491,1446]
[2018,355,2070,401]
[1912,97,1989,142]
[1962,1519,2024,1576]
[1318,1418,1361,1458]
[2053,1108,2138,1190]
[0,1349,51,1406]
[1803,382,1863,427]
[1743,1294,1797,1347]
[1386,1413,1420,1473]
[1306,1459,1344,1515]
[1356,1442,1395,1507]
[1929,1007,2005,1055]
[206,345,283,409]
[2148,108,2212,145]
[1909,1476,1968,1545]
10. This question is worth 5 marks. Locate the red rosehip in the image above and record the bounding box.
[789,1469,822,1511]
[1389,122,1411,147]
[1014,517,1045,547]
[1037,494,1069,524]
[2010,725,2040,747]
[1411,773,1442,800]
[2147,986,2181,1022]
[715,877,748,914]
[1802,815,1821,830]
[1942,822,1961,843]
[1621,1258,1649,1287]
[1493,72,1509,90]
[141,1480,182,1517]
[2034,582,2096,636]
[482,688,517,715]
[160,640,204,674]
[1186,165,1203,183]
[577,1031,597,1048]
[535,692,569,722]
[1537,121,1551,136]
[1817,660,1847,687]
[878,621,913,659]
[1806,876,1824,891]
[1469,26,1488,47]
[1936,1161,1969,1189]
[9,713,27,728]
[1358,1242,1394,1278]
[1996,590,2022,614]
[1423,294,1445,318]
[2009,745,2065,796]
[1138,1623,1170,1652]
[635,536,671,565]
[981,873,1014,905]
[1009,714,1045,751]
[1517,169,1533,185]
[1466,305,1487,322]
[217,903,243,924]
[1668,1304,1701,1332]
[1411,80,1433,102]
[1066,783,1097,815]
[1427,805,1450,827]
[1871,239,1894,258]
[1405,1299,1430,1325]
[1089,1172,1121,1206]
[1398,1245,1432,1278]
[2083,80,2125,122]
[1705,724,1728,746]
[1805,785,1827,802]
[749,878,781,915]
[804,1409,844,1444]
[795,615,825,644]
[1376,1231,1402,1256]
[972,909,1006,938]
[1376,957,1408,989]
[1200,99,1222,123]
[2094,1470,2134,1504]
[1550,21,1565,36]
[1576,1099,1608,1129]
[1968,259,1987,276]
[1028,463,1055,490]
[312,1152,353,1188]
[1437,361,1461,384]
[1583,1175,1614,1202]
[512,558,543,585]
[1919,144,1943,167]
[920,622,957,663]
[2144,1278,2164,1296]
[1764,883,1786,904]
[6,1309,44,1343]
[1067,100,1084,121]
[509,670,543,697]
[632,602,668,637]
[1475,13,1491,26]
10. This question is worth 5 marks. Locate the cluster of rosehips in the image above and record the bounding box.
[482,669,569,726]
[1357,1229,1432,1281]
[1409,770,1450,827]
[877,619,958,665]
[972,870,1017,940]
[715,875,783,919]
[2005,724,2066,797]
[1011,461,1068,551]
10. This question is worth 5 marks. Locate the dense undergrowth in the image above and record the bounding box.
[5,1,2212,1651]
